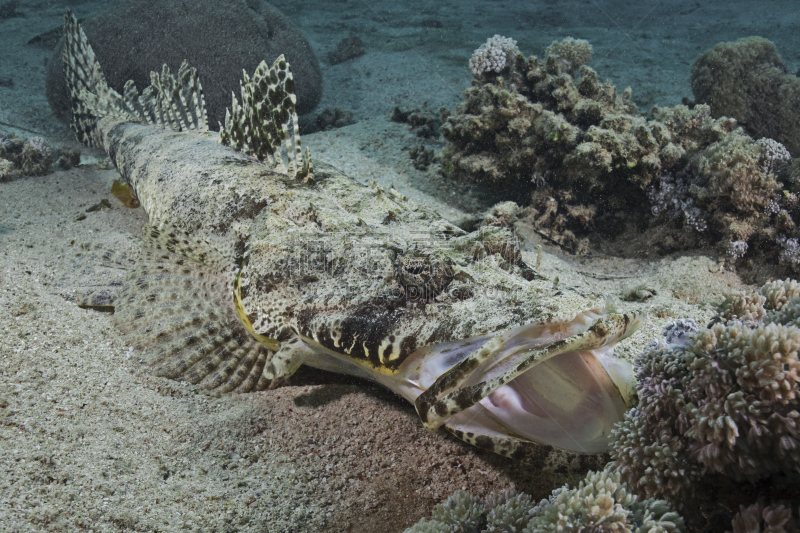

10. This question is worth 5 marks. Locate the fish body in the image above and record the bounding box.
[64,11,640,471]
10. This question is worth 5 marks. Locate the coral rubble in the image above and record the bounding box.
[0,132,78,181]
[328,33,365,65]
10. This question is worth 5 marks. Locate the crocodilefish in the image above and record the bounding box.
[63,11,640,472]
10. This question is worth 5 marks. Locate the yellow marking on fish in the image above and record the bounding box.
[378,338,397,364]
[300,334,401,376]
[234,266,281,351]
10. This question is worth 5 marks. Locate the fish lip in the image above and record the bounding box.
[404,311,640,451]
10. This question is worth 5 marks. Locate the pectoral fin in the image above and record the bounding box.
[92,222,285,393]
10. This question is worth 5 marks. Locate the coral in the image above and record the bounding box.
[611,281,800,530]
[20,137,54,176]
[469,35,519,79]
[0,132,10,155]
[409,145,435,170]
[485,491,534,531]
[662,318,699,345]
[692,37,800,157]
[0,158,14,182]
[729,503,799,533]
[779,236,800,273]
[442,36,790,267]
[544,37,592,75]
[524,468,685,533]
[405,490,486,533]
[727,240,749,261]
[391,107,440,138]
[404,469,685,533]
[692,130,779,218]
[766,198,781,216]
[482,201,520,228]
[0,132,78,179]
[56,148,81,169]
[756,138,792,178]
[47,0,322,126]
[302,107,356,134]
[648,171,708,233]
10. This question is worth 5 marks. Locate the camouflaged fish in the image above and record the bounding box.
[63,11,641,472]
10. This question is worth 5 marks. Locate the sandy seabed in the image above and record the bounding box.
[1,0,796,531]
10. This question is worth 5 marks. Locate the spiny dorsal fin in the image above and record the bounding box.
[219,56,312,182]
[62,11,210,146]
[123,62,209,133]
[62,10,129,147]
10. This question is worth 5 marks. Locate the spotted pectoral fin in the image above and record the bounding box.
[108,222,285,393]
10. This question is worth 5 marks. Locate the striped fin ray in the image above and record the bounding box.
[62,10,131,147]
[219,56,312,181]
[110,223,275,393]
[123,61,209,132]
[63,10,208,148]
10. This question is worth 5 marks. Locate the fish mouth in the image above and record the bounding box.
[390,309,640,454]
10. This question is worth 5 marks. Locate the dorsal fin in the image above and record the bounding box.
[219,56,312,182]
[62,10,209,147]
[123,62,209,133]
[62,10,129,146]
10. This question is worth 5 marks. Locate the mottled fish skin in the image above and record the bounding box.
[63,11,640,471]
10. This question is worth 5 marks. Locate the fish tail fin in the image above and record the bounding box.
[62,10,209,148]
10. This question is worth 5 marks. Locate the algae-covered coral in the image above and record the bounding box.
[692,36,800,157]
[440,36,796,270]
[0,132,61,180]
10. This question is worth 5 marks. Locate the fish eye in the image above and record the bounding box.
[393,254,452,301]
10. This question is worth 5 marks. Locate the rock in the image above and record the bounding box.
[328,33,364,65]
[46,0,322,128]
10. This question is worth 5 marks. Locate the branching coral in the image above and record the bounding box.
[469,35,520,80]
[729,503,799,533]
[544,37,592,75]
[756,138,792,178]
[648,171,708,233]
[611,280,800,530]
[404,469,685,533]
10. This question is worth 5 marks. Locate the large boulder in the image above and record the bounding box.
[46,0,322,128]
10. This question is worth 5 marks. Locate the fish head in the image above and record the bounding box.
[235,171,640,465]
